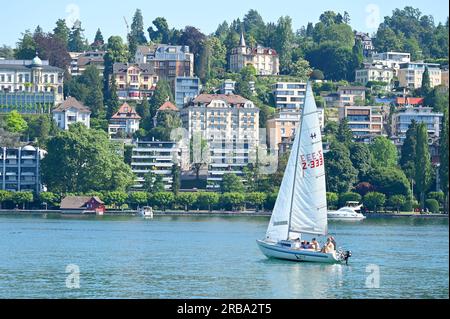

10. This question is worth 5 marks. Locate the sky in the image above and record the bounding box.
[2,0,449,47]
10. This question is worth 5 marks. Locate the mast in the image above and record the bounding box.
[286,82,309,240]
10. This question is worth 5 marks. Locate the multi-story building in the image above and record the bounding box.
[1,145,44,193]
[272,82,306,111]
[69,50,105,76]
[354,32,375,57]
[220,79,236,95]
[339,105,384,142]
[337,86,366,106]
[397,62,441,89]
[370,51,411,75]
[52,97,91,130]
[135,44,194,86]
[0,91,55,114]
[229,33,279,75]
[113,63,158,100]
[131,140,183,191]
[181,94,259,188]
[174,76,201,108]
[355,64,395,90]
[0,55,64,103]
[266,111,300,155]
[441,68,449,88]
[392,107,443,145]
[108,103,141,138]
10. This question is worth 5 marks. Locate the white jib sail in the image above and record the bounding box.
[265,83,328,242]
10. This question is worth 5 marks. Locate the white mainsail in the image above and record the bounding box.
[265,83,328,242]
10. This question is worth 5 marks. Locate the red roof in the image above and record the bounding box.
[111,103,141,120]
[396,97,424,105]
[158,101,179,111]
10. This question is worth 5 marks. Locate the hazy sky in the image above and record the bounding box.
[2,0,449,47]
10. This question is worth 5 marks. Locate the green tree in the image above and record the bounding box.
[389,195,406,213]
[366,166,411,197]
[421,66,431,96]
[326,192,339,209]
[400,120,417,181]
[363,192,386,213]
[415,123,433,210]
[290,58,312,79]
[176,193,198,211]
[92,28,105,49]
[425,199,440,214]
[104,191,128,209]
[127,192,148,209]
[274,16,295,73]
[5,111,28,133]
[68,20,88,52]
[369,136,398,167]
[12,192,34,209]
[15,30,37,59]
[39,191,57,209]
[221,173,244,193]
[41,123,134,193]
[171,165,180,195]
[53,19,70,48]
[336,118,353,145]
[128,9,147,58]
[349,143,371,179]
[325,142,358,193]
[221,192,245,211]
[143,171,165,193]
[439,115,449,213]
[196,192,219,211]
[245,192,266,211]
[0,190,13,209]
[150,192,174,211]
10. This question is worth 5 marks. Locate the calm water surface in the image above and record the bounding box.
[0,214,448,299]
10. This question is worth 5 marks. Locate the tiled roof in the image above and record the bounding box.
[53,97,91,113]
[192,94,250,105]
[396,97,424,105]
[113,63,156,75]
[60,196,104,209]
[111,102,141,119]
[158,101,179,111]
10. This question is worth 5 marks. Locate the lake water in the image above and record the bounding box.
[0,214,448,299]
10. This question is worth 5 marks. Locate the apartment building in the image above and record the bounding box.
[220,79,236,95]
[69,50,105,77]
[0,55,64,103]
[1,145,44,193]
[355,64,395,90]
[441,69,449,88]
[272,82,306,111]
[113,63,158,100]
[370,51,411,74]
[180,94,259,188]
[131,140,183,191]
[337,86,366,106]
[397,62,441,89]
[135,45,194,86]
[229,33,279,75]
[52,97,91,130]
[174,76,201,108]
[108,102,141,138]
[354,32,375,57]
[339,105,384,142]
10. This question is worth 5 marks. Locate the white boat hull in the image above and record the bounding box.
[327,214,366,221]
[256,240,341,263]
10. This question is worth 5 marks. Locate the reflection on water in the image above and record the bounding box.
[0,214,447,298]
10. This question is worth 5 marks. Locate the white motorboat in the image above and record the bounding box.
[138,206,153,219]
[328,206,366,221]
[256,83,351,264]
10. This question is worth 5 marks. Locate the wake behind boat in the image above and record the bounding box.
[257,83,351,264]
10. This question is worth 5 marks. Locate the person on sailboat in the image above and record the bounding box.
[311,238,320,251]
[321,237,335,253]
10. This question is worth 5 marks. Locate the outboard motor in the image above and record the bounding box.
[344,250,352,265]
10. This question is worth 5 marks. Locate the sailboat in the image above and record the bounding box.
[257,83,351,264]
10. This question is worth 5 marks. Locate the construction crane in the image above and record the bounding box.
[123,16,129,35]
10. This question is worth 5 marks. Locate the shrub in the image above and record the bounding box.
[326,192,339,209]
[427,192,445,205]
[363,192,386,213]
[425,199,440,214]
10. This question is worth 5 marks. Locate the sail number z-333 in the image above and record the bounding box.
[300,150,324,170]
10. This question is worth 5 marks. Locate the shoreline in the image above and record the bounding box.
[0,209,448,218]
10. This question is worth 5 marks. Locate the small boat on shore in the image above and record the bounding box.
[256,83,351,264]
[138,206,153,219]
